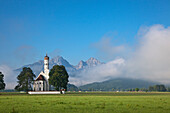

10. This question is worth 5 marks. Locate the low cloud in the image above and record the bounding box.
[126,25,170,83]
[0,65,17,89]
[70,58,125,86]
[0,45,38,89]
[70,24,170,86]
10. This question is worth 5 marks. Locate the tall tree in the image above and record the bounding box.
[15,67,35,93]
[0,72,5,90]
[49,65,69,91]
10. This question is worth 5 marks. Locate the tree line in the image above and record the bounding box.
[78,85,170,92]
[113,85,170,92]
[149,85,167,92]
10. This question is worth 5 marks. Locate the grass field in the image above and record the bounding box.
[0,92,170,113]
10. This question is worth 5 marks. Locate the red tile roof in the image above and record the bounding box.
[35,75,45,81]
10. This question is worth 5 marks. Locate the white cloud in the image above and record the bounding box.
[0,65,17,89]
[126,25,170,83]
[70,24,170,86]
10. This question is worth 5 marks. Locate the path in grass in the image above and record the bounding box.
[0,92,170,113]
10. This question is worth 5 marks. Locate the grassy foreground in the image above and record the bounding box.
[0,92,170,113]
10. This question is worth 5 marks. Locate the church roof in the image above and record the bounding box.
[35,75,46,81]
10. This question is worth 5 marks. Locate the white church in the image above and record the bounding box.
[33,54,50,91]
[29,54,61,94]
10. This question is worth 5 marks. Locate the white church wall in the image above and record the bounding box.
[28,91,61,94]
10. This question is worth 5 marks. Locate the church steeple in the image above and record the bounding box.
[44,54,49,74]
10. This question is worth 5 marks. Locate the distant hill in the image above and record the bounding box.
[79,78,158,91]
[67,84,79,91]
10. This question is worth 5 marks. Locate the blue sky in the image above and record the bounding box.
[0,0,170,68]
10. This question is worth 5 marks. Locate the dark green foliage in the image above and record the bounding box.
[15,67,35,92]
[0,72,5,90]
[135,88,139,92]
[49,65,69,91]
[149,84,167,92]
[79,78,157,91]
[67,84,78,91]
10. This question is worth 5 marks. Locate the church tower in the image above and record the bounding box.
[44,54,49,80]
[33,54,50,91]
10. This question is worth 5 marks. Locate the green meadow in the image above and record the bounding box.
[0,92,170,113]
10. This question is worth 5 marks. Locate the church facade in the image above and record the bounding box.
[33,54,50,91]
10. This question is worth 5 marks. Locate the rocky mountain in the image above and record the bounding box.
[14,56,101,77]
[75,57,102,70]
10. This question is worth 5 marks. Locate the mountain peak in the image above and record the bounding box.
[49,56,73,68]
[86,57,101,67]
[75,60,87,70]
[75,57,101,70]
[88,57,96,60]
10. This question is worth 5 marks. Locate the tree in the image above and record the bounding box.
[0,72,5,90]
[149,85,167,92]
[15,67,35,93]
[135,88,139,92]
[49,65,69,91]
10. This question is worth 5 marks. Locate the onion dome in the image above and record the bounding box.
[44,53,49,60]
